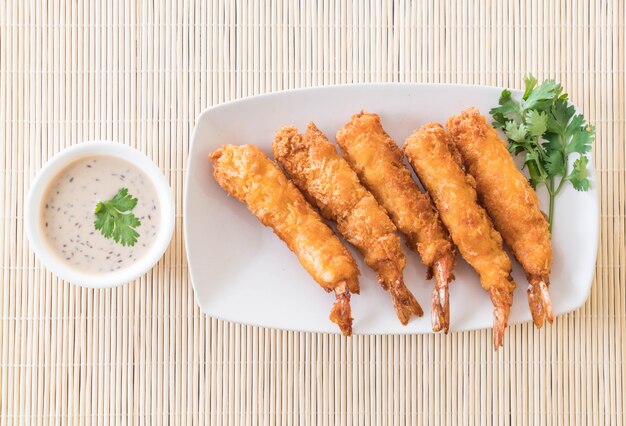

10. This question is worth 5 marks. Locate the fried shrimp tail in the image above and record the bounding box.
[527,277,554,325]
[389,280,425,323]
[490,287,512,349]
[274,123,423,324]
[404,123,516,349]
[431,251,455,333]
[210,144,360,335]
[447,108,553,327]
[329,282,353,335]
[336,111,456,332]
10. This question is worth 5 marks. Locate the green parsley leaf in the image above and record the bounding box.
[490,89,521,125]
[490,74,594,232]
[566,114,585,137]
[542,132,562,152]
[522,75,538,98]
[504,121,528,143]
[567,156,590,191]
[544,150,566,177]
[523,78,562,111]
[94,188,141,247]
[566,122,594,154]
[525,110,548,137]
[109,187,138,211]
[546,98,575,134]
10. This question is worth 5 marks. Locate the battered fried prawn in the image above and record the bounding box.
[447,108,553,327]
[404,124,516,349]
[336,111,456,333]
[210,144,359,335]
[274,124,423,325]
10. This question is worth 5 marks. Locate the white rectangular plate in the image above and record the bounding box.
[184,84,598,335]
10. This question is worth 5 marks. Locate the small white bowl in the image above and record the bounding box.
[25,141,175,288]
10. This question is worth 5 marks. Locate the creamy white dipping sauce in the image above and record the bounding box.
[41,155,160,274]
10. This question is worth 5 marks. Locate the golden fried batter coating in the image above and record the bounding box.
[274,123,423,325]
[336,111,456,332]
[210,144,359,335]
[404,123,516,349]
[446,107,553,327]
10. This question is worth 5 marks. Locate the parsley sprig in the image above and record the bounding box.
[94,188,141,246]
[490,75,595,231]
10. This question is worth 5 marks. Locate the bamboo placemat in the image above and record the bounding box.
[1,0,624,424]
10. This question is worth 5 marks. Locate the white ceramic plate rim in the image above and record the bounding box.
[184,83,599,334]
[25,141,176,288]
